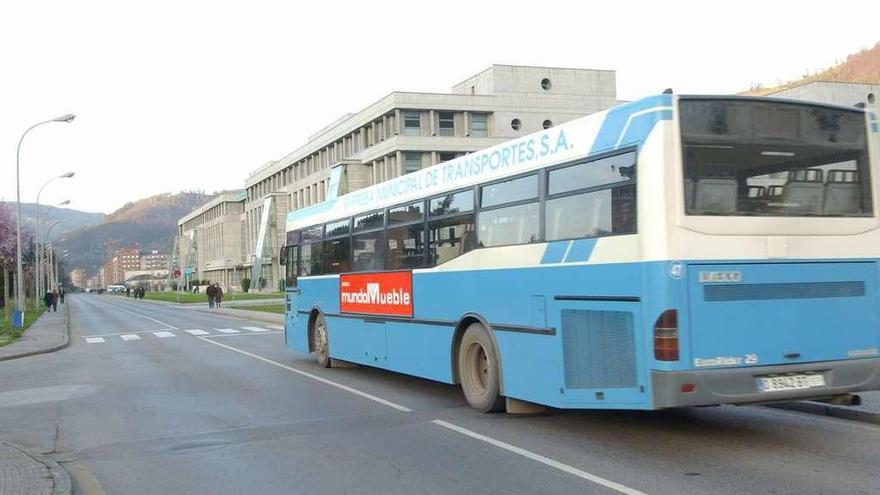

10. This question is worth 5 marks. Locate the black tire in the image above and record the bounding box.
[458,322,504,413]
[311,313,331,368]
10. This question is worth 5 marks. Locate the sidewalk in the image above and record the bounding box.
[0,441,70,495]
[0,303,69,361]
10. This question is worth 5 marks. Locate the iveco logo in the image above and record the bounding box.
[699,271,742,283]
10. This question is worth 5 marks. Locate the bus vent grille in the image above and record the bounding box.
[704,281,865,302]
[562,310,636,389]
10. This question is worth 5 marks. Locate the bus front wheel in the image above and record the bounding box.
[458,322,504,413]
[312,313,331,368]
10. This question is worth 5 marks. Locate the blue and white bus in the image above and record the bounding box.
[282,94,880,412]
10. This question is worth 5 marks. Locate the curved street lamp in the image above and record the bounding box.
[44,222,69,293]
[14,114,76,317]
[35,184,73,303]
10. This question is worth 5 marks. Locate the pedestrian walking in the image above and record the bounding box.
[59,289,65,304]
[43,290,53,311]
[51,290,58,312]
[206,283,216,308]
[214,283,223,308]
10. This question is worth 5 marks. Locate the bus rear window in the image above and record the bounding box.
[680,99,872,217]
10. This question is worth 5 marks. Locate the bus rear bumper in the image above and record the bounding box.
[651,358,880,408]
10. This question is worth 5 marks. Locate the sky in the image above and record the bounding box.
[2,0,879,214]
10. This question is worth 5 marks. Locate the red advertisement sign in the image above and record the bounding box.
[339,271,413,317]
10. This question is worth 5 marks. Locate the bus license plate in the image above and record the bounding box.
[757,374,826,392]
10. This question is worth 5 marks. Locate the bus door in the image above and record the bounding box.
[281,244,304,350]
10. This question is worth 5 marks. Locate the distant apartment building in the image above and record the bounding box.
[231,64,620,289]
[176,190,247,289]
[70,268,87,289]
[140,250,170,270]
[100,246,142,285]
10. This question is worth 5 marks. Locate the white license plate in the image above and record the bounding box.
[757,374,826,392]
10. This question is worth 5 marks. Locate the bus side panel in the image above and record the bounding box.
[325,316,387,364]
[385,322,455,383]
[493,331,566,407]
[416,259,652,409]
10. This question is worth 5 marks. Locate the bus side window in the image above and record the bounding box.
[428,214,476,265]
[352,231,385,272]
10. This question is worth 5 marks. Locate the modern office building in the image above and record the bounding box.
[235,64,620,289]
[176,190,247,289]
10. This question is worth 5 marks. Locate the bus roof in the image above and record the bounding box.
[285,93,879,234]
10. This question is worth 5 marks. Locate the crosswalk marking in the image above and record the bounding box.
[215,328,240,334]
[184,329,210,336]
[120,334,141,341]
[153,331,176,338]
[243,326,271,332]
[85,337,105,344]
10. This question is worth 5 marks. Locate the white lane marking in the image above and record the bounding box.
[197,337,412,412]
[215,328,240,334]
[98,300,178,330]
[82,329,165,338]
[243,326,271,332]
[266,324,284,330]
[85,337,105,344]
[203,331,282,338]
[153,331,176,338]
[184,329,210,336]
[432,420,649,495]
[120,334,141,341]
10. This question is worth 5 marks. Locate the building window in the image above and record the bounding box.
[471,113,488,137]
[543,119,553,129]
[511,118,521,131]
[439,152,456,163]
[541,78,552,91]
[404,152,422,174]
[438,112,455,136]
[403,111,420,136]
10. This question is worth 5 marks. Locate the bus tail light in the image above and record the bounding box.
[654,309,679,361]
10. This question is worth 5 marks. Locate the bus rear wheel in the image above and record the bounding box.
[312,313,331,368]
[458,322,504,413]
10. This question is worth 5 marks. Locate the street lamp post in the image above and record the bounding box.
[14,114,75,324]
[45,221,68,293]
[35,195,72,304]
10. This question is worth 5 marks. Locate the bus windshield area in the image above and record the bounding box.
[680,99,872,217]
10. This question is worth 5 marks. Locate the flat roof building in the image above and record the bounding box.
[177,190,247,289]
[239,64,620,289]
[763,80,879,107]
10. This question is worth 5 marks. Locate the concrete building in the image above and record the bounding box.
[764,81,879,107]
[239,65,620,289]
[70,268,87,290]
[176,190,247,289]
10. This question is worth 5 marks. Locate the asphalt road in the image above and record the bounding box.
[0,294,878,494]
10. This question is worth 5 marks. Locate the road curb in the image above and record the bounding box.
[192,307,284,325]
[767,401,880,425]
[0,303,70,362]
[0,441,72,495]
